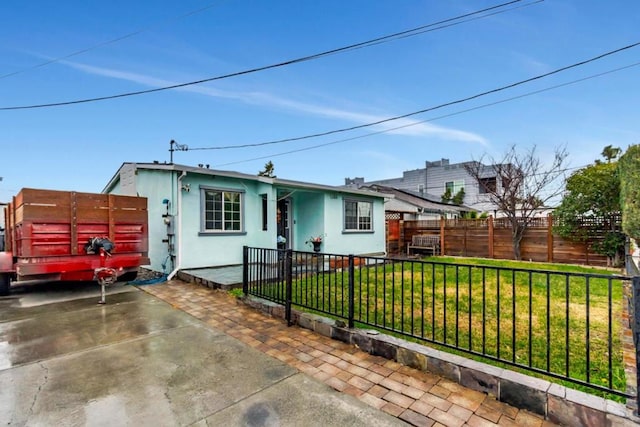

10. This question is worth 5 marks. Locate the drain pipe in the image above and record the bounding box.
[168,170,187,280]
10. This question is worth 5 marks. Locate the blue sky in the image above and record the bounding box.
[1,0,639,203]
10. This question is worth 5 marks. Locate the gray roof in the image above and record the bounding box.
[361,184,472,213]
[103,162,387,199]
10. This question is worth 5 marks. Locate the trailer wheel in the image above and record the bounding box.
[0,274,9,296]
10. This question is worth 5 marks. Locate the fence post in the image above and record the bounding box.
[285,249,293,326]
[440,217,445,256]
[348,255,355,329]
[463,219,468,257]
[242,246,248,295]
[488,216,494,259]
[399,219,405,255]
[547,213,554,263]
[633,276,640,414]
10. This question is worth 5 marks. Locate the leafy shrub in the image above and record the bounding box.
[619,145,640,242]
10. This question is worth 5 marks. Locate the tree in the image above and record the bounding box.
[619,144,640,243]
[465,145,568,260]
[451,188,465,206]
[554,148,624,265]
[441,187,465,205]
[601,144,622,163]
[441,188,452,204]
[258,161,276,178]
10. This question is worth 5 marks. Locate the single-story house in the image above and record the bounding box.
[360,184,472,220]
[103,162,387,276]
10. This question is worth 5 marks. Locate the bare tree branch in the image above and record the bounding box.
[465,145,568,259]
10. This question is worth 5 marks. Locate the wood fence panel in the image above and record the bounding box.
[444,229,466,256]
[396,215,615,267]
[520,228,549,262]
[552,237,608,266]
[464,228,491,258]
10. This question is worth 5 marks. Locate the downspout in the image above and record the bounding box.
[168,170,187,280]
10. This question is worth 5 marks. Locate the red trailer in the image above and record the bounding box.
[0,188,149,296]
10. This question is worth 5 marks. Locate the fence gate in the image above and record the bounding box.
[385,212,401,254]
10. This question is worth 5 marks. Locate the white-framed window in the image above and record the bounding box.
[201,187,244,232]
[344,199,373,231]
[444,180,465,194]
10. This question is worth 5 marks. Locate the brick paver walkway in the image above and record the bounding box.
[140,280,558,427]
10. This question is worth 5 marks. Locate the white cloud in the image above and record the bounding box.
[64,60,487,144]
[512,52,551,75]
[250,93,487,143]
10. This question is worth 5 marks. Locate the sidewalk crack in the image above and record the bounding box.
[28,363,49,417]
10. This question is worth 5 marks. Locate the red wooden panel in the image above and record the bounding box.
[7,189,149,276]
[388,219,400,240]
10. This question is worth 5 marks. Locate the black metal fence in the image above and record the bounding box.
[242,246,638,401]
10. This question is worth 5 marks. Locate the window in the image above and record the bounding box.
[344,199,373,231]
[445,181,454,192]
[261,194,268,231]
[479,177,497,194]
[202,188,243,232]
[445,180,465,194]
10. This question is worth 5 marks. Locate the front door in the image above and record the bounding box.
[277,199,292,250]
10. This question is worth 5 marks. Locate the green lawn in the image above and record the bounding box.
[284,256,628,398]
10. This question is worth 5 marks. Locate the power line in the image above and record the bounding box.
[210,60,640,168]
[0,0,539,111]
[188,42,640,152]
[0,1,228,81]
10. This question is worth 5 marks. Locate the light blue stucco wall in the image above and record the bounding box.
[130,170,176,272]
[108,166,386,271]
[323,194,385,255]
[284,192,385,255]
[106,169,177,272]
[177,174,278,269]
[291,192,324,251]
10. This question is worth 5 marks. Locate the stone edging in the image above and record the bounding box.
[242,296,640,427]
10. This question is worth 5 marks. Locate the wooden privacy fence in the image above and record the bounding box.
[392,215,613,266]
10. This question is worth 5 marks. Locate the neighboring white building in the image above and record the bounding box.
[345,158,504,214]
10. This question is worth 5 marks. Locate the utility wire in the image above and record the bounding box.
[192,42,640,151]
[0,0,539,111]
[0,1,228,81]
[211,60,640,168]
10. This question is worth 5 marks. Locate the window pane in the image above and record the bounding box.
[345,201,357,230]
[358,202,371,217]
[204,190,222,230]
[479,177,496,194]
[357,202,372,230]
[262,195,268,231]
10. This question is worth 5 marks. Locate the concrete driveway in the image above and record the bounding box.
[0,282,406,426]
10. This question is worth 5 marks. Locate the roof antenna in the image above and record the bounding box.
[169,139,188,164]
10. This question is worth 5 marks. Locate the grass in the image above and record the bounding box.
[228,288,244,298]
[254,255,629,400]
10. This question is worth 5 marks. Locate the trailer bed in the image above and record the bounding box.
[2,188,149,288]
